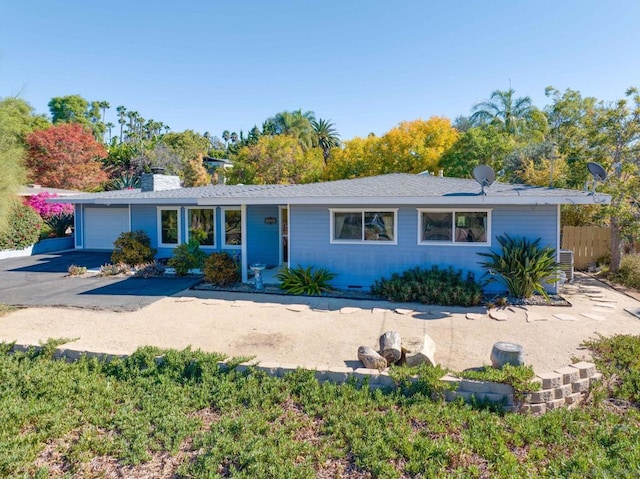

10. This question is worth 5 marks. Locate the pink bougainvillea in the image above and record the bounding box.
[25,192,74,218]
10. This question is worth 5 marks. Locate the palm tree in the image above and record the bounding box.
[230,131,238,144]
[470,88,533,135]
[272,109,316,151]
[116,106,127,143]
[222,130,230,149]
[312,118,341,163]
[105,122,115,142]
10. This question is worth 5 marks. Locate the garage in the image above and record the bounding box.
[83,207,129,250]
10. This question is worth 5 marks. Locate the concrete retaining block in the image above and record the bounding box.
[554,384,573,399]
[325,367,353,383]
[572,378,591,393]
[537,372,563,389]
[570,361,596,378]
[528,389,555,404]
[546,398,565,410]
[555,366,580,384]
[521,403,547,414]
[565,392,583,406]
[460,379,492,393]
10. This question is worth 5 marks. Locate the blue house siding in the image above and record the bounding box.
[247,205,280,267]
[289,204,558,292]
[74,204,83,248]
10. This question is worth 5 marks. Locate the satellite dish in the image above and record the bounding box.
[472,165,496,195]
[586,162,607,194]
[587,162,607,182]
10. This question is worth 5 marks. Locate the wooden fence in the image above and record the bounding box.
[561,226,610,269]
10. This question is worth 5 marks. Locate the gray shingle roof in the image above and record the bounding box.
[51,173,611,206]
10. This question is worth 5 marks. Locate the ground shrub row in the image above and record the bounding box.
[1,335,639,478]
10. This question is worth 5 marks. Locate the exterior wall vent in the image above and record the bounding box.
[558,250,574,283]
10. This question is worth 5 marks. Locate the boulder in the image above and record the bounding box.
[357,346,387,371]
[405,333,437,367]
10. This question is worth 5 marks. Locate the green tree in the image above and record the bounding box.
[229,135,323,185]
[312,118,341,163]
[162,130,211,163]
[268,109,316,151]
[590,88,640,273]
[439,126,514,178]
[0,98,35,232]
[470,88,538,136]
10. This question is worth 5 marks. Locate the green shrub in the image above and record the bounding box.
[167,239,206,276]
[203,252,240,285]
[44,212,74,237]
[371,265,483,306]
[615,254,640,290]
[111,230,156,266]
[276,265,336,295]
[0,201,43,250]
[583,333,640,403]
[477,234,559,299]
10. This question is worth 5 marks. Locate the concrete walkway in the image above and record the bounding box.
[1,273,639,374]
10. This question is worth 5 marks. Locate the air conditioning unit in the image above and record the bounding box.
[558,250,574,283]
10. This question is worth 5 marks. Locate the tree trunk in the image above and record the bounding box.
[379,331,402,365]
[610,216,623,274]
[357,346,387,371]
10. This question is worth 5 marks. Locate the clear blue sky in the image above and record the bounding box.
[2,0,639,141]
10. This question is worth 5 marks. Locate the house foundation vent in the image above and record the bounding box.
[559,250,574,283]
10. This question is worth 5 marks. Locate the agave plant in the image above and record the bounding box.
[276,265,336,296]
[477,234,560,299]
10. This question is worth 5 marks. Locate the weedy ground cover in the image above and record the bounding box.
[0,337,639,478]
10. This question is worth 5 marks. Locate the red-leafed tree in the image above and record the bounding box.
[25,123,108,190]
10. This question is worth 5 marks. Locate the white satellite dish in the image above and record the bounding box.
[472,165,496,195]
[587,162,607,194]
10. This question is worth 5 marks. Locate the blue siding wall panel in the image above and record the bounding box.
[247,205,280,267]
[290,204,558,293]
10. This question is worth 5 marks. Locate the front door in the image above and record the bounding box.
[279,206,288,265]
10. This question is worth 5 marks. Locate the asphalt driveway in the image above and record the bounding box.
[0,251,200,311]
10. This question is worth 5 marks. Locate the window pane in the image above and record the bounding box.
[422,212,452,241]
[161,210,178,244]
[189,209,214,246]
[364,212,394,241]
[454,212,487,243]
[225,210,242,246]
[334,212,362,240]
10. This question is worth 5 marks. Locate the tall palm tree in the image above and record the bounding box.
[116,105,127,143]
[272,109,316,151]
[222,130,230,149]
[105,122,115,142]
[312,118,341,163]
[470,88,533,135]
[230,131,238,144]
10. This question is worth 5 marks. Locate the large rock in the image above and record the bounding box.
[405,333,437,367]
[379,331,402,364]
[357,346,387,371]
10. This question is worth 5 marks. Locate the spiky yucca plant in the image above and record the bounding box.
[276,265,336,296]
[477,234,559,299]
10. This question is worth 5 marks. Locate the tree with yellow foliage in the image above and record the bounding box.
[182,155,211,187]
[324,117,458,180]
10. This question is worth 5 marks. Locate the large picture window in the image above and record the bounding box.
[418,209,490,245]
[223,208,242,248]
[331,209,397,244]
[187,208,215,246]
[157,207,181,246]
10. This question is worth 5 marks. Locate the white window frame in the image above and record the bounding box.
[330,208,398,245]
[222,207,242,249]
[186,207,216,248]
[157,207,182,248]
[417,208,492,246]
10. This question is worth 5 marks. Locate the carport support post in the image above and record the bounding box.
[241,204,248,283]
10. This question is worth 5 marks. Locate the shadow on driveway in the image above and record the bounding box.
[0,251,201,311]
